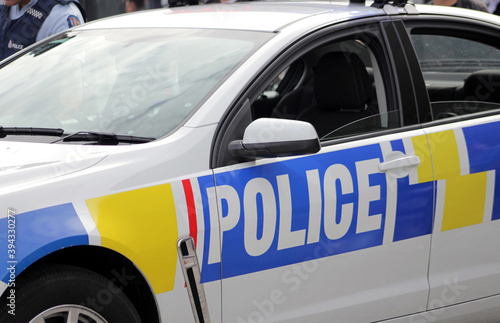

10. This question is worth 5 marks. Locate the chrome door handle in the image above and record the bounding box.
[379,155,420,172]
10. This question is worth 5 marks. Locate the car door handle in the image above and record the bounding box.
[378,155,420,172]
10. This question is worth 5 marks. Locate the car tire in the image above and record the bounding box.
[0,264,142,323]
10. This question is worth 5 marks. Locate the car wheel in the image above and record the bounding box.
[0,264,142,323]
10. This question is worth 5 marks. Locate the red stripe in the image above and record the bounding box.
[182,179,197,247]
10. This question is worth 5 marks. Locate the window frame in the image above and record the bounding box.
[211,18,413,168]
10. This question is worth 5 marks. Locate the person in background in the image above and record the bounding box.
[488,0,500,14]
[430,0,489,12]
[0,0,86,61]
[126,0,145,12]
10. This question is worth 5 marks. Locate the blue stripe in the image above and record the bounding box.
[199,141,436,283]
[201,144,388,282]
[463,121,500,221]
[393,178,433,241]
[0,203,89,283]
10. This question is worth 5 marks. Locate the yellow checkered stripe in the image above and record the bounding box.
[86,184,178,294]
[412,129,493,232]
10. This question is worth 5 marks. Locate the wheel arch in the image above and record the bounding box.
[7,245,161,323]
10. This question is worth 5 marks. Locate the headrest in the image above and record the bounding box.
[313,52,372,110]
[464,70,500,103]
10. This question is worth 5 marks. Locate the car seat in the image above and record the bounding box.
[297,51,374,138]
[464,69,500,104]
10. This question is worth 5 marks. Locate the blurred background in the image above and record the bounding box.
[79,0,167,21]
[78,0,492,22]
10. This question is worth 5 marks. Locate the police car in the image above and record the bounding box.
[1,0,500,322]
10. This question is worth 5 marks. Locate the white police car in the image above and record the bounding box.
[1,0,500,322]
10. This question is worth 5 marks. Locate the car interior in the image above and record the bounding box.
[252,37,398,142]
[253,29,500,141]
[411,31,500,120]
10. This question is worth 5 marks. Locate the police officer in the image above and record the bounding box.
[125,0,144,13]
[0,0,86,61]
[429,0,489,11]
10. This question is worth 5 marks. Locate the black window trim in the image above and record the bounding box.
[380,19,431,125]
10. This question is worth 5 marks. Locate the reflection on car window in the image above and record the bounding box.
[321,110,400,141]
[412,35,500,73]
[267,68,289,92]
[252,36,397,141]
[0,29,273,140]
[411,33,500,120]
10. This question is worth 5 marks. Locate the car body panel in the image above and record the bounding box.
[0,125,219,322]
[210,127,434,321]
[422,115,500,309]
[0,142,108,190]
[78,2,385,32]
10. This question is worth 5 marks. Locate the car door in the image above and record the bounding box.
[400,16,500,314]
[206,20,434,322]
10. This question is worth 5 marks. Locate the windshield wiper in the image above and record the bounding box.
[0,127,155,144]
[53,131,155,145]
[0,126,64,138]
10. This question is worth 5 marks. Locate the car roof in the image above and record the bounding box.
[78,1,500,33]
[79,1,387,32]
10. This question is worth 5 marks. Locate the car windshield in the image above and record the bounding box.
[0,28,272,141]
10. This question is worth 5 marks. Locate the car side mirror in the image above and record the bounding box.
[229,118,320,159]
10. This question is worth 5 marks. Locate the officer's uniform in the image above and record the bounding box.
[0,0,86,61]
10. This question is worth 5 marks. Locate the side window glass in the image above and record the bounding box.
[266,68,289,92]
[253,67,290,120]
[411,33,500,120]
[253,37,398,141]
[321,110,399,141]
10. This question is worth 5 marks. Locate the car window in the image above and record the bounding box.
[411,32,500,120]
[321,110,400,141]
[0,28,273,140]
[412,34,500,72]
[254,36,397,141]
